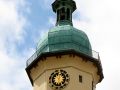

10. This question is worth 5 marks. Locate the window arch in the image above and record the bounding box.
[60,7,65,20]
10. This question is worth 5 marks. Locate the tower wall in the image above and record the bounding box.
[29,55,100,90]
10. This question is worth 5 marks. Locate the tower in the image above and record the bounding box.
[26,0,104,90]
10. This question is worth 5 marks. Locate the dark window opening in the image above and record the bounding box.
[60,8,65,20]
[79,75,82,83]
[67,8,70,20]
[92,81,94,90]
[57,10,60,21]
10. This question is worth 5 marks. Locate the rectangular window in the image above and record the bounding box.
[92,81,94,90]
[79,75,82,83]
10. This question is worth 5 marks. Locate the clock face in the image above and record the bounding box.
[49,69,70,90]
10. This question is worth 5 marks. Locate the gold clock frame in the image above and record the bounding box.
[49,69,70,90]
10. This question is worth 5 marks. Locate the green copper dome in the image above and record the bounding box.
[36,25,92,56]
[36,0,92,56]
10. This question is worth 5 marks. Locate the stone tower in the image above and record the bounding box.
[26,0,104,90]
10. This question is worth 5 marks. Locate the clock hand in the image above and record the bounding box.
[58,74,60,83]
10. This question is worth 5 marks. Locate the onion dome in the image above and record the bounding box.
[36,0,92,56]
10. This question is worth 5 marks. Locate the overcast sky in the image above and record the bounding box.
[0,0,120,90]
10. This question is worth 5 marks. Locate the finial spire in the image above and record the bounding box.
[52,0,76,26]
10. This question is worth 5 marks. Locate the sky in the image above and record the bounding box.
[0,0,120,90]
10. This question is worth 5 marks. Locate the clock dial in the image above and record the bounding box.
[49,69,70,90]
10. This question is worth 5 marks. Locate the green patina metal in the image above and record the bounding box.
[36,24,92,56]
[36,0,92,56]
[52,0,76,13]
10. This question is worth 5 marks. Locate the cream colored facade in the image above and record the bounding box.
[29,54,100,90]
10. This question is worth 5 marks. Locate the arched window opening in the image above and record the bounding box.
[60,8,65,20]
[79,75,82,83]
[67,8,70,20]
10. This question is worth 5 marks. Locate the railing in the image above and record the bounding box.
[26,47,100,67]
[26,52,37,67]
